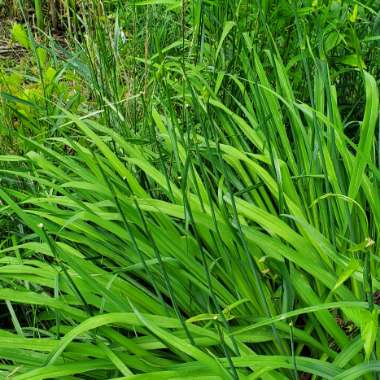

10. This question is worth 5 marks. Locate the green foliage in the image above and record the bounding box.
[11,23,29,48]
[0,0,379,379]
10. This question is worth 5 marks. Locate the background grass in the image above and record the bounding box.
[0,0,380,379]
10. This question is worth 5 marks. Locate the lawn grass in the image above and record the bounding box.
[0,0,379,379]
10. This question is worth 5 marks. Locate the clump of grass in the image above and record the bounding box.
[0,0,379,379]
